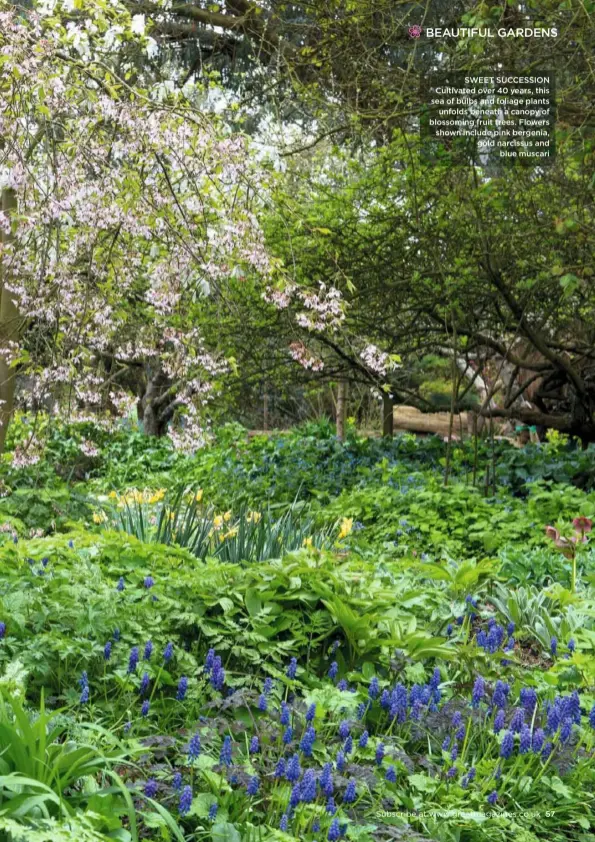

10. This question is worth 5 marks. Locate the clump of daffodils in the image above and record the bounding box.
[107,488,167,507]
[337,517,353,541]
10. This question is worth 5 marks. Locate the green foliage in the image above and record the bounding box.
[101,491,335,563]
[0,694,138,837]
[2,424,595,842]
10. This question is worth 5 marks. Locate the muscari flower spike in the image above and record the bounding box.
[127,646,139,674]
[144,779,158,798]
[328,818,341,841]
[343,780,356,803]
[560,717,573,743]
[300,726,316,756]
[510,707,525,733]
[188,733,201,761]
[220,735,232,766]
[472,676,485,708]
[492,680,509,709]
[320,762,334,796]
[519,725,531,754]
[286,753,301,782]
[286,657,297,679]
[139,672,150,696]
[176,676,188,701]
[301,769,317,802]
[532,728,545,753]
[500,731,514,759]
[369,676,380,699]
[520,687,537,713]
[179,785,192,815]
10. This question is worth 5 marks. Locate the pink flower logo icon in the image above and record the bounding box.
[408,25,422,38]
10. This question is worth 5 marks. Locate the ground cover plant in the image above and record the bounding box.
[1,423,595,842]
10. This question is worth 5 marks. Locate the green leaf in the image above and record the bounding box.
[212,822,242,842]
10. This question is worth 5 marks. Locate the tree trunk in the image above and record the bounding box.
[382,392,394,438]
[336,379,347,441]
[263,388,269,431]
[0,188,21,454]
[139,366,170,436]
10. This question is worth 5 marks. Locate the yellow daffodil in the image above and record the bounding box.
[338,517,353,540]
[92,512,105,524]
[303,536,314,549]
[223,510,232,522]
[213,515,224,530]
[108,490,118,500]
[247,511,261,524]
[195,489,203,503]
[223,527,239,540]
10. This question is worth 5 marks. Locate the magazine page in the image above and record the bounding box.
[0,1,593,840]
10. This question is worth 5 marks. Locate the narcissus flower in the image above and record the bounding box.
[337,517,353,540]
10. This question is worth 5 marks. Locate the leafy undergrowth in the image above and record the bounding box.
[1,424,595,841]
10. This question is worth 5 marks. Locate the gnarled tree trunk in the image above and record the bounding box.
[0,188,22,454]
